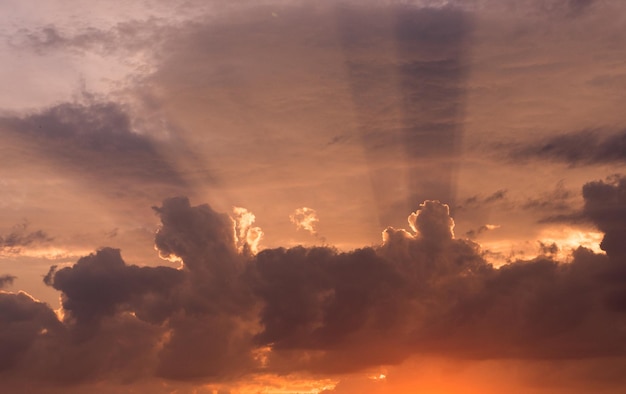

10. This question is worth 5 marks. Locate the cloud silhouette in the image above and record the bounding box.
[0,100,186,187]
[0,181,625,390]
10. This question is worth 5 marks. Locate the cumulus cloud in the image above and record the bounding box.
[3,0,626,391]
[232,207,263,255]
[581,175,626,256]
[0,182,625,390]
[407,200,455,241]
[0,291,63,373]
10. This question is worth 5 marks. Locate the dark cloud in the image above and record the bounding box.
[465,224,500,239]
[581,175,626,256]
[522,181,574,212]
[47,248,184,328]
[519,180,584,225]
[0,274,16,289]
[1,186,625,388]
[0,101,186,187]
[513,129,626,166]
[456,189,507,211]
[1,1,625,386]
[0,223,52,254]
[0,291,63,372]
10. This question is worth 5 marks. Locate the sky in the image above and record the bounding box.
[1,0,626,392]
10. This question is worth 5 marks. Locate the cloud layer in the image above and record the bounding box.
[1,178,626,390]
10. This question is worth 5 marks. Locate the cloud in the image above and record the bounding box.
[232,207,263,255]
[466,224,501,239]
[0,223,52,254]
[7,17,175,62]
[1,183,625,391]
[0,274,16,289]
[456,189,507,211]
[2,1,626,389]
[522,181,574,211]
[47,248,184,329]
[0,100,187,189]
[407,200,455,241]
[0,291,64,373]
[581,175,626,256]
[512,129,626,166]
[290,207,320,237]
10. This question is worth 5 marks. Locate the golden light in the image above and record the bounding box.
[537,227,604,261]
[232,206,264,254]
[479,226,605,267]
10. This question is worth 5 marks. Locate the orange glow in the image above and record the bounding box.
[154,243,184,268]
[232,206,264,254]
[199,373,338,394]
[0,246,90,260]
[537,227,604,260]
[290,207,320,236]
[252,345,273,368]
[479,226,604,266]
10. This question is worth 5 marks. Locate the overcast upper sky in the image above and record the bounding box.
[2,0,626,393]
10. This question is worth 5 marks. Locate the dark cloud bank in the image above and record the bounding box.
[0,100,186,187]
[1,176,626,390]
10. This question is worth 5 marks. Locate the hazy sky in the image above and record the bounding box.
[2,0,626,392]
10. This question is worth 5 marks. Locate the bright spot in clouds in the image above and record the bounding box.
[538,227,604,259]
[232,206,263,254]
[290,207,319,236]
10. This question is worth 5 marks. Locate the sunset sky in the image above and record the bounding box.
[2,0,626,392]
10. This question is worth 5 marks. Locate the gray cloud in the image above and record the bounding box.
[0,223,52,254]
[0,274,16,289]
[455,189,507,212]
[0,100,187,187]
[0,291,63,373]
[582,175,626,256]
[8,19,168,56]
[48,248,184,329]
[512,129,626,166]
[465,224,500,239]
